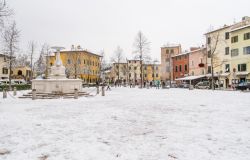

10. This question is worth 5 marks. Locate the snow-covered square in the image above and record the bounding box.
[0,88,250,160]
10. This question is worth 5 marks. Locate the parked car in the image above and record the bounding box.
[235,82,250,91]
[195,81,210,89]
[178,82,190,88]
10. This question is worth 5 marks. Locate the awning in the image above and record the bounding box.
[236,72,249,76]
[206,73,218,77]
[220,73,230,77]
[175,75,206,81]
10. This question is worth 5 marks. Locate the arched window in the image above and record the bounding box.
[18,70,22,75]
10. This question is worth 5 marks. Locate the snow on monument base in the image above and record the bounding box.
[32,79,82,93]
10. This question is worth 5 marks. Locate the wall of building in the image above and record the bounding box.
[49,51,101,83]
[189,48,207,76]
[172,53,189,80]
[161,45,181,81]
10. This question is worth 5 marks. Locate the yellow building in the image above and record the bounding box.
[205,16,250,88]
[143,64,161,82]
[230,19,250,85]
[12,66,32,81]
[48,50,101,84]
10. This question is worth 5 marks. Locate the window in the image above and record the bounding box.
[207,50,211,58]
[185,64,188,71]
[179,65,182,72]
[175,66,178,72]
[208,66,211,74]
[156,66,158,70]
[207,37,211,44]
[243,46,250,54]
[129,73,131,77]
[244,32,250,40]
[2,68,8,74]
[231,49,239,57]
[225,47,230,55]
[225,64,230,72]
[156,74,158,77]
[170,49,174,54]
[144,74,147,77]
[225,32,230,40]
[144,66,147,70]
[67,59,71,64]
[166,50,169,54]
[191,71,194,76]
[231,36,238,43]
[192,61,194,66]
[129,67,131,70]
[238,64,247,72]
[202,69,205,75]
[166,66,170,72]
[152,74,154,77]
[84,60,86,64]
[134,67,137,70]
[78,59,81,64]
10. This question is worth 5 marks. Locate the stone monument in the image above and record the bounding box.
[32,47,82,93]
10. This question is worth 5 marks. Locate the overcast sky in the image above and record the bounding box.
[8,0,250,62]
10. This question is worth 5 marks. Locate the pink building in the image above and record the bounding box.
[188,47,207,76]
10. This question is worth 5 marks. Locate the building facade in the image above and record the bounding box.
[12,66,32,81]
[110,63,128,82]
[0,54,9,80]
[49,49,101,83]
[143,64,161,82]
[172,52,189,80]
[189,47,207,76]
[161,44,181,81]
[205,16,250,88]
[127,60,142,84]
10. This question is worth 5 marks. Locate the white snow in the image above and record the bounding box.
[0,88,250,160]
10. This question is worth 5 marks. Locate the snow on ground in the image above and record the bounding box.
[0,87,250,160]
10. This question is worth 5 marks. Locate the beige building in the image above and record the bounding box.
[0,54,9,79]
[127,60,142,84]
[110,62,128,82]
[161,44,181,81]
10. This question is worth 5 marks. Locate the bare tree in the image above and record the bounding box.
[34,43,50,78]
[14,53,30,69]
[28,41,37,80]
[111,46,124,82]
[133,31,151,88]
[2,21,20,90]
[0,0,13,28]
[206,30,228,90]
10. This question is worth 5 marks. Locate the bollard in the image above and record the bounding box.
[74,88,78,99]
[102,86,105,96]
[32,89,36,100]
[3,89,7,98]
[97,86,100,94]
[13,87,17,96]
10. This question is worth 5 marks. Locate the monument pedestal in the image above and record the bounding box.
[32,47,82,93]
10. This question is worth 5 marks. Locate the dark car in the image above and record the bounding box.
[236,82,250,90]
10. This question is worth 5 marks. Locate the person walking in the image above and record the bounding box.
[156,80,160,89]
[106,81,111,91]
